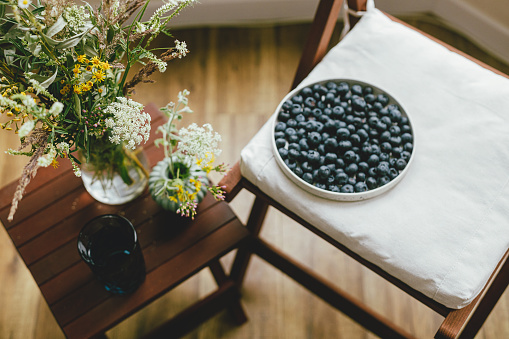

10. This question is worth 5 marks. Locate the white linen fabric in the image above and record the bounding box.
[240,3,509,309]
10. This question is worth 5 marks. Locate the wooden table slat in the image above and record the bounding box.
[39,197,233,306]
[63,219,248,339]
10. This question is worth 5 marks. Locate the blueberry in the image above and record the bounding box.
[278,111,290,122]
[351,96,366,112]
[345,163,358,175]
[372,102,383,112]
[275,138,286,149]
[351,84,363,96]
[367,154,380,167]
[317,166,331,180]
[368,167,378,177]
[327,163,336,172]
[302,172,313,184]
[322,132,330,140]
[388,126,400,136]
[338,140,352,153]
[400,116,409,125]
[390,136,402,147]
[363,86,374,95]
[347,124,356,134]
[313,84,328,96]
[275,121,287,132]
[381,142,392,153]
[377,94,389,106]
[389,109,402,123]
[380,131,391,142]
[282,100,293,111]
[326,81,338,90]
[278,148,288,158]
[285,127,297,137]
[377,161,390,177]
[388,167,399,180]
[371,144,381,156]
[400,151,411,161]
[288,134,299,143]
[317,144,326,155]
[356,172,366,182]
[293,167,304,177]
[299,138,310,151]
[337,128,351,140]
[288,143,300,151]
[329,185,341,193]
[355,182,368,192]
[331,106,346,119]
[304,96,316,108]
[379,108,389,116]
[401,133,413,143]
[358,161,369,173]
[296,128,307,138]
[376,121,388,133]
[284,158,297,171]
[337,82,349,96]
[378,176,391,186]
[324,92,336,105]
[315,183,327,190]
[307,150,321,164]
[344,150,357,163]
[307,132,322,148]
[290,104,302,116]
[404,142,413,152]
[392,146,402,157]
[274,131,285,140]
[364,93,376,104]
[301,161,313,173]
[357,129,369,142]
[380,116,392,126]
[401,124,412,133]
[366,177,378,189]
[295,114,306,123]
[315,122,324,133]
[379,153,390,162]
[324,153,338,164]
[312,108,323,118]
[302,107,311,118]
[347,177,357,186]
[288,148,300,160]
[350,133,361,146]
[340,184,354,193]
[324,120,337,133]
[336,158,345,169]
[335,172,348,185]
[395,158,407,170]
[301,87,313,97]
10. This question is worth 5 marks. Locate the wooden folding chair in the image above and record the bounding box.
[219,0,509,338]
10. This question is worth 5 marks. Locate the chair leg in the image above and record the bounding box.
[208,259,248,325]
[436,251,509,339]
[230,197,269,285]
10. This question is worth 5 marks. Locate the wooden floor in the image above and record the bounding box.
[1,15,509,339]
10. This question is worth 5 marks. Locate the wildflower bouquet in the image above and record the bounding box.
[0,0,196,221]
[149,90,228,219]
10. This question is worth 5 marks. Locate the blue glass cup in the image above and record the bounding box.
[77,214,146,294]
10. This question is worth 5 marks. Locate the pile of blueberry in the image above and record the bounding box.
[274,80,413,194]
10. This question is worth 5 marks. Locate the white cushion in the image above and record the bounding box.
[240,4,509,309]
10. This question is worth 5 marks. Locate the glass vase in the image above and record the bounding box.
[80,144,149,205]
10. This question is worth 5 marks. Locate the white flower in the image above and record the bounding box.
[56,142,70,153]
[18,120,34,138]
[63,5,90,31]
[174,40,188,58]
[178,123,222,161]
[104,97,151,150]
[49,102,64,116]
[37,146,56,167]
[18,0,31,9]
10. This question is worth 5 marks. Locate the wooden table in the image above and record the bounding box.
[0,104,248,339]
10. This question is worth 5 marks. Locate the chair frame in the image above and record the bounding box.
[219,0,509,338]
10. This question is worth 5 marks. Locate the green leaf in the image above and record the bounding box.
[45,15,66,38]
[73,93,81,119]
[40,67,58,88]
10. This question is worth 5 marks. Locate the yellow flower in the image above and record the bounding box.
[86,65,92,72]
[73,85,82,94]
[92,70,106,82]
[60,79,66,84]
[90,56,101,66]
[51,159,59,169]
[101,62,110,70]
[98,88,103,93]
[77,54,87,63]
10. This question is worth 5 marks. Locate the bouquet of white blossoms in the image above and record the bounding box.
[0,0,196,220]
